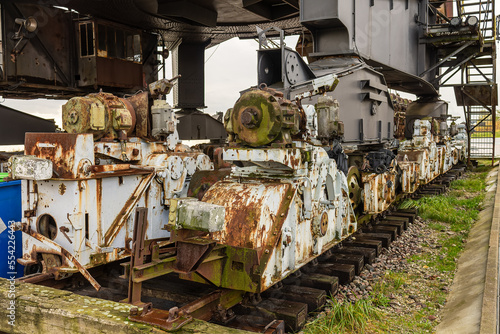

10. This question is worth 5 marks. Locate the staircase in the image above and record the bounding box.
[426,1,497,161]
[456,0,497,160]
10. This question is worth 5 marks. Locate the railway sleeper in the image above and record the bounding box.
[313,263,356,285]
[282,272,339,296]
[235,298,308,332]
[397,208,418,215]
[334,246,377,265]
[386,212,415,224]
[319,252,365,275]
[382,215,410,228]
[426,184,447,191]
[355,233,392,248]
[379,220,406,234]
[366,225,399,239]
[226,315,285,334]
[261,285,327,312]
[344,239,383,257]
[301,259,353,285]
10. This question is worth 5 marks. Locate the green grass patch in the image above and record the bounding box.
[400,168,489,272]
[450,171,488,192]
[303,297,383,334]
[399,194,482,227]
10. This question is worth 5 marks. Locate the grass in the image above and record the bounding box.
[399,168,488,272]
[302,165,491,333]
[470,130,500,138]
[303,297,383,334]
[402,164,489,274]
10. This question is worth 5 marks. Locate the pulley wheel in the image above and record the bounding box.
[320,211,328,236]
[347,166,362,210]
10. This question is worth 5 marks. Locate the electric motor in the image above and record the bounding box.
[62,92,136,140]
[225,86,300,147]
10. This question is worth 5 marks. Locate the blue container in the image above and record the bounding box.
[0,180,23,278]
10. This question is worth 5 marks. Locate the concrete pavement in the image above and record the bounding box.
[436,167,499,334]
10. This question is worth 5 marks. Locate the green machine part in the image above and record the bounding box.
[227,88,300,147]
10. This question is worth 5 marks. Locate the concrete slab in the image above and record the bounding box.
[0,278,252,334]
[436,168,499,334]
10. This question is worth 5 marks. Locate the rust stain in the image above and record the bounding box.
[126,92,149,138]
[25,133,82,179]
[58,183,66,195]
[96,178,103,245]
[187,169,231,200]
[203,181,293,259]
[91,164,131,173]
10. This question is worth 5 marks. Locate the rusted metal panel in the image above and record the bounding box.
[24,133,95,179]
[127,92,150,138]
[96,57,143,89]
[175,239,216,273]
[3,4,73,88]
[362,171,397,214]
[397,160,420,194]
[187,169,231,200]
[204,181,292,257]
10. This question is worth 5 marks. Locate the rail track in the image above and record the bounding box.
[17,165,466,333]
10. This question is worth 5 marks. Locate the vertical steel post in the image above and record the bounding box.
[126,207,148,306]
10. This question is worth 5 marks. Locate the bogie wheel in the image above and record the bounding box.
[24,262,43,276]
[347,166,362,211]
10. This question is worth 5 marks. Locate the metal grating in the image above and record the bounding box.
[468,106,495,158]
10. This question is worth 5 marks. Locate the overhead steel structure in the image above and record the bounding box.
[0,0,496,160]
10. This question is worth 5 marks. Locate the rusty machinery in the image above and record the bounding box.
[8,77,215,290]
[8,52,467,334]
[120,77,465,330]
[4,0,474,331]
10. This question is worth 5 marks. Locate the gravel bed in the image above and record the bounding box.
[334,216,451,322]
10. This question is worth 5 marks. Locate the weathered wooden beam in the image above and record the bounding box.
[0,278,252,334]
